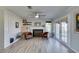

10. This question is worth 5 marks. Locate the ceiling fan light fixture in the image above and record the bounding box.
[35,13,39,18]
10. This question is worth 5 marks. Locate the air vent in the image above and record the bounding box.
[10,38,14,43]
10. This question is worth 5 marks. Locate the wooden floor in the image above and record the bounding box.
[0,37,72,53]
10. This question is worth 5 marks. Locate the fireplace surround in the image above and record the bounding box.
[33,29,43,37]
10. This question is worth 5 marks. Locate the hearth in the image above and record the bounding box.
[33,29,43,37]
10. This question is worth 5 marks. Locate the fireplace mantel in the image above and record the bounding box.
[28,26,46,33]
[31,27,44,29]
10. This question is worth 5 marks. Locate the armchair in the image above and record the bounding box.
[22,32,32,39]
[42,32,48,38]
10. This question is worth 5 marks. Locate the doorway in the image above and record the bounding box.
[45,21,52,37]
[46,21,52,33]
[61,21,68,43]
[55,21,68,43]
[55,23,60,39]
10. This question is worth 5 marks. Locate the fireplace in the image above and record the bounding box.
[33,29,43,37]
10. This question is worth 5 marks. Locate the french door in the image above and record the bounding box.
[61,22,68,43]
[55,21,68,43]
[46,23,52,33]
[55,23,60,39]
[45,21,52,37]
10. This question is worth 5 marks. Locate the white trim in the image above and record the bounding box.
[4,38,20,48]
[10,38,20,46]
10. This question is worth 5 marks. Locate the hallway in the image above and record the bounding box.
[0,37,74,53]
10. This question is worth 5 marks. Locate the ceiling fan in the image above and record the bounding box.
[27,6,32,9]
[27,6,46,18]
[28,12,46,18]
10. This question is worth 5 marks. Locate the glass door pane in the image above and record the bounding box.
[46,22,52,37]
[46,23,52,33]
[55,23,60,39]
[61,22,68,43]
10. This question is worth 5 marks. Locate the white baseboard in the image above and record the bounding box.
[10,38,20,46]
[4,38,20,48]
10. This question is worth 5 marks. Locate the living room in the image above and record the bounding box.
[0,6,79,53]
[0,0,79,59]
[0,7,53,52]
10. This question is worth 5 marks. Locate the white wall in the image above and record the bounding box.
[67,7,79,52]
[0,8,4,49]
[4,10,22,48]
[26,19,51,33]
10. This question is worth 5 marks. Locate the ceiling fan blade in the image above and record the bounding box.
[27,6,32,9]
[28,16,34,18]
[39,15,46,17]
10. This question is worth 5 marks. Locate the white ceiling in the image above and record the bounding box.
[5,6,72,20]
